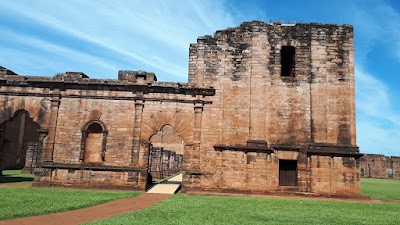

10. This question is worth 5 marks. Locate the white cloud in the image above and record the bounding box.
[356,68,400,155]
[0,0,235,80]
[0,28,119,73]
[352,0,400,63]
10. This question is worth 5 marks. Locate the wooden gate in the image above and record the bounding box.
[279,160,297,186]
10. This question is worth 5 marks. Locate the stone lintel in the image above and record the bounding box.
[213,145,274,154]
[0,80,215,97]
[308,144,362,158]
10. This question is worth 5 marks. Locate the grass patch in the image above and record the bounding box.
[0,170,34,183]
[361,178,400,200]
[0,186,140,220]
[89,194,400,225]
[90,178,400,225]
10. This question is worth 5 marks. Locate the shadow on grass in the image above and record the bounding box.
[0,170,34,184]
[0,175,34,183]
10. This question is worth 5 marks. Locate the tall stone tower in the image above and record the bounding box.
[184,21,361,195]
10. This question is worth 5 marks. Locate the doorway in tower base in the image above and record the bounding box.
[279,160,298,186]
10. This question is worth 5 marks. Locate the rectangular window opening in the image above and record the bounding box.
[281,46,295,77]
[279,160,297,186]
[388,169,393,178]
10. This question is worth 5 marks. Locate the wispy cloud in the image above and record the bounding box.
[0,0,235,80]
[352,0,400,63]
[0,28,119,73]
[351,0,400,156]
[356,68,400,155]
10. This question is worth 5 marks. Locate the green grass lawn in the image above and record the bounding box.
[0,170,141,220]
[361,178,400,200]
[0,186,140,220]
[1,170,399,224]
[89,178,400,225]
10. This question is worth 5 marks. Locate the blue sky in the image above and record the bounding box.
[0,0,399,156]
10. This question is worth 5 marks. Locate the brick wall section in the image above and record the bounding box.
[0,71,211,190]
[360,154,400,179]
[22,142,40,174]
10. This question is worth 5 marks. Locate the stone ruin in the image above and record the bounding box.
[0,21,362,196]
[360,154,400,179]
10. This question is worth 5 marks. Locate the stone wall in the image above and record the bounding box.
[0,21,361,196]
[184,21,360,196]
[22,142,40,174]
[360,154,400,179]
[0,70,212,190]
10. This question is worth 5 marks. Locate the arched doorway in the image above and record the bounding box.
[0,110,40,172]
[148,125,184,181]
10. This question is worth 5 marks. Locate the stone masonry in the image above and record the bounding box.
[360,154,400,179]
[0,21,361,195]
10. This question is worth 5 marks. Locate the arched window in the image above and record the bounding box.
[80,121,107,163]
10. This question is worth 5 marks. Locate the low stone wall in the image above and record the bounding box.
[32,164,147,190]
[359,154,400,179]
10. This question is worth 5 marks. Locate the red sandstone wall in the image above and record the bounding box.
[186,22,358,195]
[53,96,135,166]
[360,154,400,179]
[1,21,360,195]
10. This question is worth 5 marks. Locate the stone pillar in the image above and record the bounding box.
[22,142,40,174]
[138,141,150,190]
[16,112,26,165]
[42,98,60,162]
[37,129,48,164]
[249,29,267,141]
[192,102,203,172]
[132,95,144,165]
[0,129,4,171]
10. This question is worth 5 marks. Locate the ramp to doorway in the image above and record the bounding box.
[147,173,182,194]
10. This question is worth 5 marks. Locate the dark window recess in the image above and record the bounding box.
[360,168,364,177]
[279,160,297,186]
[87,123,103,133]
[281,46,295,77]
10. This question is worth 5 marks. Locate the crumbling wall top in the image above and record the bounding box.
[0,66,18,76]
[118,70,157,84]
[194,21,353,46]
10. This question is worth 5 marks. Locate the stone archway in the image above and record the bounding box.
[148,125,185,181]
[0,110,40,172]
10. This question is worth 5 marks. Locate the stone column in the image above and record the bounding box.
[0,129,4,171]
[43,98,60,162]
[131,96,144,165]
[192,102,203,172]
[37,129,48,164]
[16,112,26,165]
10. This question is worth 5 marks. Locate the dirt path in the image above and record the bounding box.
[0,193,171,225]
